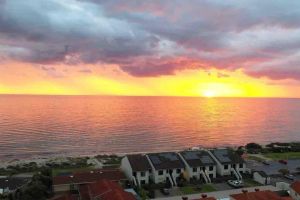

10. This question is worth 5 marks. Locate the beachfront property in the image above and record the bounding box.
[208,148,246,179]
[121,154,152,186]
[147,152,185,186]
[52,169,127,193]
[0,177,30,195]
[290,181,300,200]
[179,150,217,183]
[52,179,136,200]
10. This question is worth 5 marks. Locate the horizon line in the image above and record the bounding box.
[0,93,299,99]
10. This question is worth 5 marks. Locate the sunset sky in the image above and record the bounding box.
[0,0,300,97]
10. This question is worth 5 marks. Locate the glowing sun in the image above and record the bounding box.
[203,90,216,98]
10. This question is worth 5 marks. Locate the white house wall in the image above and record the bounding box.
[121,157,133,181]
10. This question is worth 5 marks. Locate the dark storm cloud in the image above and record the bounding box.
[1,0,300,80]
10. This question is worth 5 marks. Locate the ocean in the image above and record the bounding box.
[0,95,300,160]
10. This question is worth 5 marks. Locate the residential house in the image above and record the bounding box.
[179,150,217,183]
[52,169,127,193]
[147,152,185,186]
[78,179,136,200]
[208,149,246,179]
[121,154,152,186]
[0,177,30,195]
[52,180,136,200]
[230,190,292,200]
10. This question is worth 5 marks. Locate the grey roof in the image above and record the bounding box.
[180,150,216,167]
[147,152,185,170]
[0,177,30,191]
[127,154,151,172]
[255,171,269,178]
[210,149,244,164]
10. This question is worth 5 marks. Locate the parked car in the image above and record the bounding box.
[262,160,270,165]
[284,174,295,180]
[160,188,170,195]
[227,180,244,188]
[279,160,288,165]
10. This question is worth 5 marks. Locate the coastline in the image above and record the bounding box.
[2,141,300,171]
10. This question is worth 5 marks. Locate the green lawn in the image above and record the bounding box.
[180,184,216,195]
[180,186,197,194]
[52,166,94,176]
[247,155,265,162]
[201,184,217,193]
[263,152,300,160]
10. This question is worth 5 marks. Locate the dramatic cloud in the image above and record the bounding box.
[1,0,300,80]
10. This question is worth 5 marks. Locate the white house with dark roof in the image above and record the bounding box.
[146,152,185,186]
[179,150,217,183]
[121,154,152,186]
[208,148,246,179]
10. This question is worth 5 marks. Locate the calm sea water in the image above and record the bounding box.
[0,95,300,160]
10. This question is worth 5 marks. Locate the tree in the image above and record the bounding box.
[246,143,262,150]
[236,148,245,156]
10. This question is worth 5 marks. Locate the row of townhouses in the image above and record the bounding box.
[121,148,246,187]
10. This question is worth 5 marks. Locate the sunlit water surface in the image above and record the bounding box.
[0,95,300,160]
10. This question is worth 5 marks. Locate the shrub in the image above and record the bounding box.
[246,143,262,150]
[278,168,289,175]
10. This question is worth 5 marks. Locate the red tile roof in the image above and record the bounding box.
[78,184,91,200]
[53,169,126,185]
[291,181,300,194]
[231,190,292,200]
[79,179,135,200]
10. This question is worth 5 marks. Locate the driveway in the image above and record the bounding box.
[214,182,232,191]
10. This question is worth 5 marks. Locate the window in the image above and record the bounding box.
[158,170,163,175]
[209,166,214,171]
[193,168,197,172]
[176,169,181,174]
[224,165,228,170]
[239,163,244,168]
[141,180,146,185]
[200,167,205,171]
[149,169,152,173]
[141,171,145,177]
[132,172,137,176]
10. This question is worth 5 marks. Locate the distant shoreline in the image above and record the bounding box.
[0,94,300,99]
[2,141,300,169]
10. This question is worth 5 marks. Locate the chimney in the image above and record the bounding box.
[255,188,260,192]
[202,194,208,198]
[182,197,188,200]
